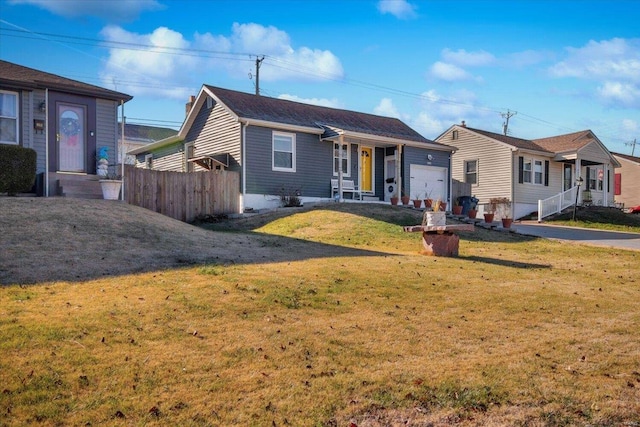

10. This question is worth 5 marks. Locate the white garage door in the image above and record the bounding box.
[410,164,447,201]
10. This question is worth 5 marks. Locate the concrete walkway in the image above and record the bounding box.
[512,221,640,251]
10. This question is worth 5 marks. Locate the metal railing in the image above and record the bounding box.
[537,186,578,222]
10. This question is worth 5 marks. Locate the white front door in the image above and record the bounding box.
[57,103,86,172]
[410,164,447,202]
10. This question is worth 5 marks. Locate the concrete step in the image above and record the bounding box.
[57,178,103,199]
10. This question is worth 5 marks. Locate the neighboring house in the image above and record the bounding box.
[435,123,620,220]
[117,122,177,165]
[612,152,640,208]
[129,85,455,211]
[0,60,132,196]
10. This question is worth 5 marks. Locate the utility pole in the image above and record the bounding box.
[624,138,637,156]
[255,56,264,96]
[501,109,516,135]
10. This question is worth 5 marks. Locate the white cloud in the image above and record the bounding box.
[99,23,344,99]
[549,38,640,108]
[505,49,551,68]
[429,61,473,82]
[377,0,418,19]
[8,0,162,21]
[441,48,495,67]
[278,94,342,108]
[373,98,401,118]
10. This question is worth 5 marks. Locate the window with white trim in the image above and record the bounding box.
[272,132,295,172]
[184,142,194,172]
[464,159,477,184]
[534,160,543,184]
[588,166,603,190]
[333,142,350,176]
[0,90,18,145]
[522,159,532,183]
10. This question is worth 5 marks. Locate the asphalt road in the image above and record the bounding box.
[512,222,640,251]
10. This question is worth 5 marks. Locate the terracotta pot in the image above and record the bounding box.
[467,209,477,219]
[412,199,422,209]
[401,196,411,205]
[452,205,463,215]
[440,202,447,212]
[424,199,432,208]
[484,213,495,223]
[390,197,399,206]
[501,218,513,228]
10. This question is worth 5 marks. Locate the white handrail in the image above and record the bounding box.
[537,186,578,222]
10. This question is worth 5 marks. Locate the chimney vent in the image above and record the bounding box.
[461,120,466,128]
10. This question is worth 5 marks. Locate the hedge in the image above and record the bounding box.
[0,144,37,196]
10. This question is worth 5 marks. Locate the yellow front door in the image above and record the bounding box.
[360,147,372,192]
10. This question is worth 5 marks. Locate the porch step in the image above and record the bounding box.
[58,179,103,199]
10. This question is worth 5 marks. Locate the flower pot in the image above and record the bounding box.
[100,180,122,200]
[390,197,399,206]
[467,209,477,219]
[501,218,513,229]
[425,211,446,226]
[424,199,432,208]
[452,205,463,215]
[412,199,422,209]
[440,202,447,212]
[483,213,494,223]
[401,196,411,205]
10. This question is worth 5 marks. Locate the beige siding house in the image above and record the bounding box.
[612,152,640,208]
[436,124,620,220]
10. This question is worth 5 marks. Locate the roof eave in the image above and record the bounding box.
[128,135,183,155]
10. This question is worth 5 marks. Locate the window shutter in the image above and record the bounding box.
[544,160,549,186]
[518,157,524,184]
[614,173,621,195]
[586,167,590,184]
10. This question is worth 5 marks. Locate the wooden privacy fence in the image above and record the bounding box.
[124,165,240,222]
[451,179,472,201]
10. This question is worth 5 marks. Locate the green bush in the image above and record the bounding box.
[0,144,37,196]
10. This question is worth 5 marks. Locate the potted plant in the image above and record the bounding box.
[412,193,422,209]
[100,171,122,200]
[491,197,513,228]
[467,197,478,219]
[423,189,433,209]
[423,198,446,226]
[401,188,410,206]
[484,198,497,223]
[452,198,463,215]
[390,189,399,206]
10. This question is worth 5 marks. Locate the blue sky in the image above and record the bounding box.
[1,0,639,154]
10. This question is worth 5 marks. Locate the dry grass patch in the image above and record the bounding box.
[1,199,639,426]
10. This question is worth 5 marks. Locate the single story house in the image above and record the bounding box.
[612,152,640,208]
[0,59,132,196]
[129,85,455,211]
[435,123,620,220]
[118,122,177,165]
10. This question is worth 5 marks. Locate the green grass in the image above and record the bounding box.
[545,206,640,232]
[1,203,639,426]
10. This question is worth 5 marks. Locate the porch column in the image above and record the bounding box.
[603,164,608,206]
[396,144,402,199]
[338,135,344,202]
[575,157,582,204]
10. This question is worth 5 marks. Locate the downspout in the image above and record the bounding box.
[44,88,49,197]
[241,122,246,212]
[338,135,344,202]
[120,100,125,201]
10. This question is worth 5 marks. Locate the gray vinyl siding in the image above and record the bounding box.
[244,125,332,197]
[402,146,450,199]
[96,98,119,165]
[18,89,46,174]
[443,129,512,204]
[186,99,241,173]
[578,141,613,164]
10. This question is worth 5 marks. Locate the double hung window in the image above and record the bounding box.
[0,90,18,145]
[272,132,296,172]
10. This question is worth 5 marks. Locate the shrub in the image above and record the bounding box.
[0,144,37,196]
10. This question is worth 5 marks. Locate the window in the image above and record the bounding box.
[464,160,477,184]
[185,142,194,172]
[534,160,543,184]
[0,90,18,144]
[522,159,532,183]
[272,132,295,172]
[145,154,153,169]
[333,142,350,176]
[452,130,459,140]
[587,167,603,190]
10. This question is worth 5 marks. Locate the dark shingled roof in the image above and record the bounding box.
[0,60,132,102]
[464,127,554,153]
[611,151,640,164]
[206,85,446,146]
[119,123,177,142]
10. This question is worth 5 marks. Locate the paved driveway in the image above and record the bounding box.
[513,222,640,251]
